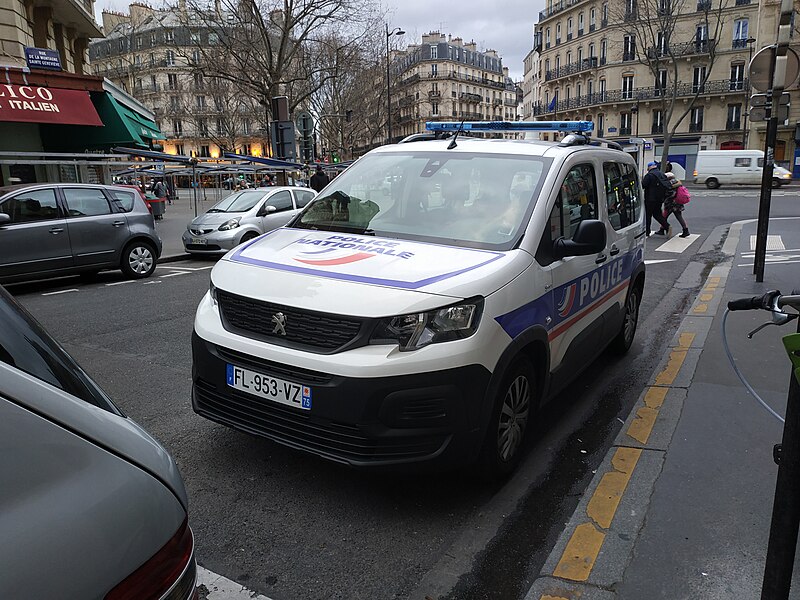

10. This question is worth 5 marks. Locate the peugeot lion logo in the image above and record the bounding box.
[271,312,287,336]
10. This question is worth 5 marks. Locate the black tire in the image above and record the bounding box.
[705,178,720,189]
[610,283,642,355]
[477,357,537,480]
[120,240,157,279]
[239,231,259,244]
[772,178,781,189]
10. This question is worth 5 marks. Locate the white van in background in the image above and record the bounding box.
[693,150,793,189]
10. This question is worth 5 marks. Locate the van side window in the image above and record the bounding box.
[734,157,751,167]
[604,161,641,230]
[554,163,598,239]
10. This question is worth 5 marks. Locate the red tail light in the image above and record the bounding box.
[106,517,195,600]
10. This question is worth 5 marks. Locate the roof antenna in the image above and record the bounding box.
[447,120,465,150]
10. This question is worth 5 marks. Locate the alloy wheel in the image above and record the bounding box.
[129,245,154,275]
[497,375,531,462]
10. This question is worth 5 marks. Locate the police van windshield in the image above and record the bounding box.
[291,152,552,250]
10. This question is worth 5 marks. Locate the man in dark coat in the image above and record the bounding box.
[310,165,330,192]
[641,161,671,236]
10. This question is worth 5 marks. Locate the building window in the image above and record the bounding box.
[173,119,183,136]
[598,113,605,135]
[170,95,179,109]
[590,8,596,29]
[727,104,742,129]
[556,23,561,44]
[165,30,174,43]
[135,36,142,49]
[600,39,607,64]
[622,75,635,99]
[150,33,157,46]
[567,17,573,40]
[198,120,209,137]
[625,0,637,18]
[216,118,224,134]
[690,106,704,131]
[692,65,707,93]
[175,143,185,155]
[431,45,438,59]
[168,74,178,90]
[200,144,210,157]
[194,73,204,89]
[623,35,636,61]
[620,112,632,135]
[655,69,667,95]
[730,63,745,90]
[149,52,155,66]
[196,96,206,110]
[578,12,584,34]
[431,63,438,76]
[209,32,219,45]
[243,120,251,135]
[192,49,201,63]
[652,109,664,134]
[165,50,175,66]
[696,24,709,51]
[190,32,200,44]
[657,32,668,55]
[733,19,749,47]
[546,28,551,48]
[602,2,608,24]
[432,102,439,115]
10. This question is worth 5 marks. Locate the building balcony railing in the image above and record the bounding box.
[545,57,598,81]
[137,83,161,94]
[726,119,742,130]
[396,71,507,90]
[578,28,584,36]
[646,39,715,59]
[397,114,415,124]
[428,90,441,97]
[504,99,518,106]
[532,78,748,115]
[732,38,749,49]
[589,24,596,32]
[619,126,632,135]
[458,111,483,120]
[651,124,664,134]
[555,37,562,45]
[493,98,503,106]
[601,17,608,27]
[622,51,636,61]
[538,0,586,22]
[399,95,415,106]
[735,0,751,5]
[697,0,711,9]
[689,122,704,132]
[624,9,638,20]
[460,92,483,103]
[567,33,573,41]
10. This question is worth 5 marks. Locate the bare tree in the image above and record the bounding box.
[610,0,729,166]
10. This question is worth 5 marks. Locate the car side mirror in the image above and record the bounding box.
[258,205,277,216]
[0,213,10,225]
[553,219,607,260]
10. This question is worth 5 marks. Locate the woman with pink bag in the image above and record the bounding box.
[662,171,691,238]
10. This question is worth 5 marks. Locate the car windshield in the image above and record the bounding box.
[207,190,266,213]
[290,151,551,250]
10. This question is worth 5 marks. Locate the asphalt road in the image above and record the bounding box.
[7,185,800,600]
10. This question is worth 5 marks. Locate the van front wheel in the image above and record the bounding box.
[772,178,782,188]
[705,178,720,189]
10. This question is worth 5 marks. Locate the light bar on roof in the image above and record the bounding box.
[425,120,594,133]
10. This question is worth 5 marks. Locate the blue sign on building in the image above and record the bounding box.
[24,47,62,71]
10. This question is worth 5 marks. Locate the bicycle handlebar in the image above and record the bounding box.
[727,290,800,312]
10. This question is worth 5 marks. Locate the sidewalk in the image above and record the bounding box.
[153,188,223,261]
[526,217,800,599]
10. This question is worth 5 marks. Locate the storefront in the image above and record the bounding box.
[0,67,164,185]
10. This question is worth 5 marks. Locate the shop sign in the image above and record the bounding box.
[24,47,62,71]
[0,84,102,126]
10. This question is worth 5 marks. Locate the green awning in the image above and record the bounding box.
[114,98,165,141]
[82,93,165,148]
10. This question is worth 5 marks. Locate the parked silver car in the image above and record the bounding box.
[182,186,315,254]
[0,285,196,599]
[0,183,162,283]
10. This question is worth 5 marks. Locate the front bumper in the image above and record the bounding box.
[182,228,239,254]
[191,332,492,468]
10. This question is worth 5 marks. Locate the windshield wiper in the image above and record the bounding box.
[206,208,224,213]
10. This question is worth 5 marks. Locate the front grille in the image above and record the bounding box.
[215,345,333,384]
[194,379,447,462]
[190,228,214,235]
[217,289,364,352]
[186,243,221,251]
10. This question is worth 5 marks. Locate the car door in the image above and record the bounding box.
[602,159,644,337]
[257,189,295,233]
[61,187,130,268]
[0,187,73,279]
[542,161,610,381]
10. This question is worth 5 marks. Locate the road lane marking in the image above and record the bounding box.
[654,348,688,384]
[160,271,190,278]
[626,387,669,444]
[197,566,273,600]
[654,234,701,253]
[644,259,676,265]
[42,288,79,296]
[750,234,785,251]
[552,522,605,581]
[105,280,135,286]
[157,265,214,271]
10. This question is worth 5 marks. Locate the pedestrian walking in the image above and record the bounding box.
[663,172,691,238]
[310,164,330,192]
[641,161,672,236]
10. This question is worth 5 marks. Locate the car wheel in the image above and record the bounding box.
[120,241,157,279]
[477,357,536,480]
[772,178,781,188]
[610,283,642,355]
[239,231,259,245]
[706,178,720,189]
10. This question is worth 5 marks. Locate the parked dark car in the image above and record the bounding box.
[0,183,162,283]
[0,285,196,598]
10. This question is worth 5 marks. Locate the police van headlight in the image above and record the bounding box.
[218,217,241,231]
[371,298,483,351]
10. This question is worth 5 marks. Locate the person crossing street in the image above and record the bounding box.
[641,161,672,236]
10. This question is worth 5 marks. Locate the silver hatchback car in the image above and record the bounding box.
[0,183,162,283]
[0,285,196,599]
[182,186,315,254]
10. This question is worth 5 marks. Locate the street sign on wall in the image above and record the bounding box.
[24,47,62,71]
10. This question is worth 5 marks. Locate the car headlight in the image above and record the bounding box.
[370,298,483,351]
[783,173,792,179]
[218,217,241,231]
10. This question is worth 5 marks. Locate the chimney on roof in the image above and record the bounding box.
[465,40,477,51]
[102,10,129,32]
[129,2,153,27]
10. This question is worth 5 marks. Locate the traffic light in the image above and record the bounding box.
[332,152,340,163]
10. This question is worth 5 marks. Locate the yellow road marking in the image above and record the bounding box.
[654,348,688,385]
[627,406,658,444]
[540,596,570,600]
[678,332,696,348]
[693,303,708,314]
[700,293,714,302]
[709,276,721,283]
[553,522,605,581]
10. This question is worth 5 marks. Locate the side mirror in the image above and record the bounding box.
[0,213,10,225]
[553,219,607,260]
[257,205,277,216]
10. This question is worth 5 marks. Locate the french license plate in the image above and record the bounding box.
[191,237,207,245]
[226,364,311,410]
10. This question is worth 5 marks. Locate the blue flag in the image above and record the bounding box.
[548,93,557,112]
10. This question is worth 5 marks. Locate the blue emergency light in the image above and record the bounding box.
[425,120,594,133]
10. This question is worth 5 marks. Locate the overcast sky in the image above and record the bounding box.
[94,0,543,80]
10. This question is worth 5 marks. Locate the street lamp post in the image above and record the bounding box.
[385,24,405,144]
[742,37,757,148]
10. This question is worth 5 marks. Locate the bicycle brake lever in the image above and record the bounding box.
[747,313,798,339]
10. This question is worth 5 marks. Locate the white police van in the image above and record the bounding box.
[192,121,646,477]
